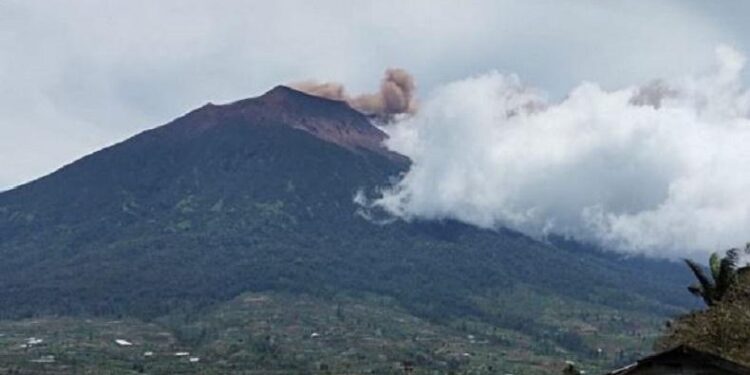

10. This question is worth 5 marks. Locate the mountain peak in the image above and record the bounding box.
[252,85,364,123]
[259,85,345,105]
[173,85,404,161]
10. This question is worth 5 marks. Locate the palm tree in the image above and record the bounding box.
[684,246,750,306]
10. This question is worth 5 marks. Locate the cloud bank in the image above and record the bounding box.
[372,46,750,257]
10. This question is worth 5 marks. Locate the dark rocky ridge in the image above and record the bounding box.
[168,85,406,162]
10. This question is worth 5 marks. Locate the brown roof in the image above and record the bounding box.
[607,345,750,375]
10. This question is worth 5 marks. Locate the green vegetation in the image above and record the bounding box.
[0,290,672,374]
[658,246,750,365]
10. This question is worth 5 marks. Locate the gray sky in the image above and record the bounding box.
[1,0,749,190]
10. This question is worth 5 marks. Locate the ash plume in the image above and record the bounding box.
[292,68,418,123]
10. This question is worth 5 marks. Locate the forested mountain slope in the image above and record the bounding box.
[0,87,692,367]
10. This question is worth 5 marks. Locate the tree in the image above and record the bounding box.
[683,246,749,306]
[658,244,750,364]
[656,285,750,364]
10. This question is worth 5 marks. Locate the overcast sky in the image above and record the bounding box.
[2,0,750,191]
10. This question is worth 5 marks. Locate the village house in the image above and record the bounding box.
[607,345,750,375]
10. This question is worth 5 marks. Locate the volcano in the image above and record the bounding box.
[0,86,690,368]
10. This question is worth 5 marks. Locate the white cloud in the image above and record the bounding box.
[372,46,750,257]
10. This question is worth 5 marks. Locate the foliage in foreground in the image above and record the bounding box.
[658,245,750,364]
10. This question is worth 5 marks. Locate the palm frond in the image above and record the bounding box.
[726,248,740,267]
[687,284,703,298]
[684,259,715,305]
[716,254,738,299]
[709,252,721,281]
